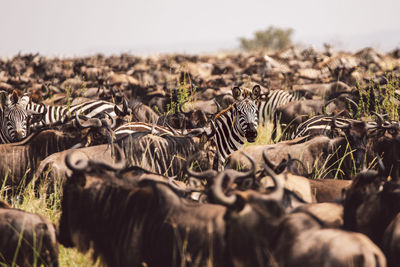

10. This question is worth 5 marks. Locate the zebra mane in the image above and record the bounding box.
[214,104,233,120]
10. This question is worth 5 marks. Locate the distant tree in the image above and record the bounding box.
[239,26,294,51]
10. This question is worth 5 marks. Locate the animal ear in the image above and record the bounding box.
[0,90,8,107]
[232,87,242,100]
[18,95,30,108]
[252,85,261,100]
[114,104,124,117]
[10,90,19,105]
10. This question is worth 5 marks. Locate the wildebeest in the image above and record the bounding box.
[273,210,386,267]
[0,200,58,267]
[0,114,112,192]
[273,98,324,138]
[59,154,287,267]
[372,118,400,181]
[343,167,400,246]
[228,132,364,179]
[383,213,400,267]
[292,81,352,98]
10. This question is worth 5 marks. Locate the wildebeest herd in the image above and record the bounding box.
[0,46,400,266]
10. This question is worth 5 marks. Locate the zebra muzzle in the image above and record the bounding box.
[245,125,258,143]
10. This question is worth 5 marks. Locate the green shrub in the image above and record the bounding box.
[239,26,294,51]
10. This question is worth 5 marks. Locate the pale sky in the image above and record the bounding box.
[0,0,399,57]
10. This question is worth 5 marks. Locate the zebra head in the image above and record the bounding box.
[0,91,45,142]
[232,85,261,143]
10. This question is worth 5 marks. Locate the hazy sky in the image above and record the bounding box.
[0,0,399,56]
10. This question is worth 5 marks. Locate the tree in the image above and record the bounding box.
[239,26,294,51]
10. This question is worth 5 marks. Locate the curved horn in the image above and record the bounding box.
[372,112,398,130]
[262,147,276,170]
[261,164,284,202]
[179,99,191,115]
[211,172,237,206]
[286,157,308,175]
[91,144,126,171]
[185,153,217,181]
[122,98,132,114]
[345,97,359,112]
[372,111,386,127]
[229,152,256,181]
[332,112,349,130]
[75,113,102,129]
[101,112,116,129]
[214,99,222,113]
[65,147,88,172]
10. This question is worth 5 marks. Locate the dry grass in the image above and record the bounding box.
[0,177,100,267]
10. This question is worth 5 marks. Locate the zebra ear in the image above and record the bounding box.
[232,87,242,100]
[252,85,261,100]
[18,95,30,108]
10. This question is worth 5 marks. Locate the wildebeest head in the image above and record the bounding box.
[232,85,260,143]
[332,116,374,173]
[211,161,285,266]
[342,164,400,244]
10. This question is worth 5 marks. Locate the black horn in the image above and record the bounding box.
[185,153,217,182]
[65,146,88,172]
[211,172,237,206]
[75,113,102,129]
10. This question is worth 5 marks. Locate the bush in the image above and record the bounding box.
[239,26,294,51]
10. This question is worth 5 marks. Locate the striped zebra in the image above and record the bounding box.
[212,85,260,170]
[113,86,260,170]
[292,114,379,139]
[0,91,45,144]
[257,89,309,125]
[114,122,178,140]
[26,98,130,130]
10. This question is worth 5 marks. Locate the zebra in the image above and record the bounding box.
[212,85,260,170]
[257,88,310,125]
[292,114,379,140]
[112,86,259,171]
[26,98,130,130]
[114,122,177,140]
[0,91,45,144]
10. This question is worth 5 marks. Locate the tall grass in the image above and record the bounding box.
[0,176,100,267]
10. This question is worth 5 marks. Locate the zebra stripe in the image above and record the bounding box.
[27,100,117,129]
[114,122,176,140]
[257,89,306,124]
[213,98,259,169]
[292,115,378,139]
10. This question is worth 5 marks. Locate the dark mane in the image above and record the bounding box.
[60,176,219,267]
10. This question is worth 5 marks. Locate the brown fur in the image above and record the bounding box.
[0,205,58,266]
